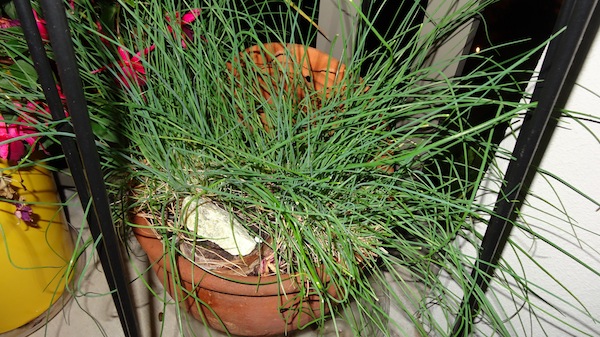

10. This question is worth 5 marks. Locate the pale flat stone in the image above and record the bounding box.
[182,196,256,256]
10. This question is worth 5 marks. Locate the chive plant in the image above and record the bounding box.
[68,0,556,335]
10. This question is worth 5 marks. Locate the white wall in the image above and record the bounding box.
[473,20,600,337]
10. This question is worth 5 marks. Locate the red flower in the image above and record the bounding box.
[92,45,155,88]
[166,9,201,48]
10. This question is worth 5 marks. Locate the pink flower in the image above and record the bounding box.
[0,115,37,162]
[56,84,67,101]
[2,96,61,162]
[92,45,155,88]
[166,9,201,48]
[96,21,111,46]
[0,17,19,29]
[14,85,68,125]
[1,10,48,40]
[32,10,48,41]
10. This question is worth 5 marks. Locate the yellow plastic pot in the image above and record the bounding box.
[0,161,74,333]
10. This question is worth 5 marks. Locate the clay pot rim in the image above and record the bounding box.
[132,215,312,296]
[238,42,343,67]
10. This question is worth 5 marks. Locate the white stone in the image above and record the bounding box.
[181,196,256,256]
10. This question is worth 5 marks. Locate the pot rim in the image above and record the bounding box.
[132,215,310,296]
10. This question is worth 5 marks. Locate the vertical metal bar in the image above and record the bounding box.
[451,0,599,335]
[11,1,86,185]
[13,1,141,336]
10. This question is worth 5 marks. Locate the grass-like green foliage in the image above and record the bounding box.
[3,0,597,336]
[68,0,552,335]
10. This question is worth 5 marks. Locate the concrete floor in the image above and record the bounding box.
[4,174,422,337]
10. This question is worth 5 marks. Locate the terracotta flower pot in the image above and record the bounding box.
[132,44,347,336]
[237,42,346,98]
[133,217,337,336]
[228,42,348,132]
